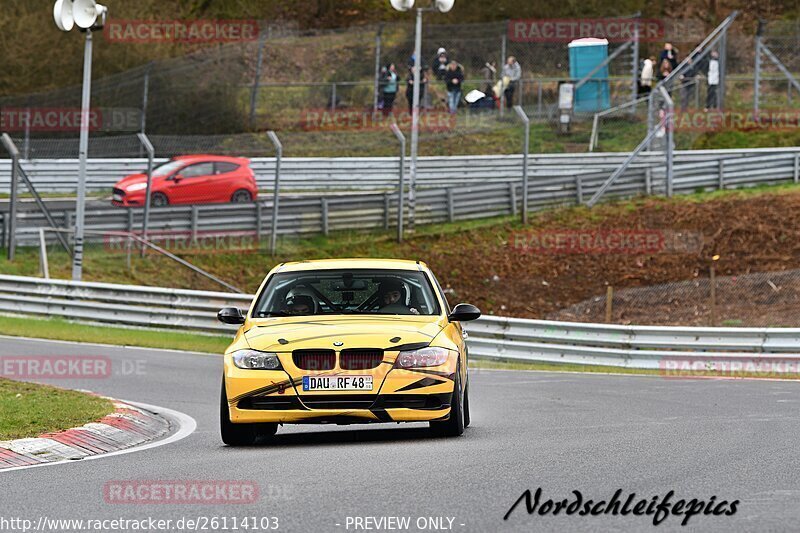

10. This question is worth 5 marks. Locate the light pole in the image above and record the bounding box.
[53,0,108,281]
[390,0,454,232]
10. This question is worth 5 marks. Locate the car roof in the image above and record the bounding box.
[172,154,249,164]
[277,258,428,273]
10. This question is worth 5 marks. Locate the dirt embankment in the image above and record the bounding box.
[414,190,800,324]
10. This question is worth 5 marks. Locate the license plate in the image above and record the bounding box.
[302,375,373,391]
[112,194,123,202]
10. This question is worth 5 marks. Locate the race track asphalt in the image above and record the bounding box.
[1,335,799,532]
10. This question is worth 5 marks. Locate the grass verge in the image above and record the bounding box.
[0,378,114,440]
[0,315,232,354]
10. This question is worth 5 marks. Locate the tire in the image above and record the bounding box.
[430,362,465,437]
[220,378,278,446]
[463,381,471,428]
[151,192,169,208]
[231,189,252,203]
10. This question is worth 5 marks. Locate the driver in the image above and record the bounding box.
[378,279,419,314]
[284,294,314,315]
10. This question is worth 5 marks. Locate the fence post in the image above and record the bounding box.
[576,174,583,205]
[605,286,614,323]
[321,197,329,236]
[718,160,725,190]
[631,24,639,110]
[1,134,20,260]
[794,154,799,184]
[191,206,199,243]
[373,24,383,115]
[513,106,530,224]
[645,167,652,195]
[389,123,406,243]
[331,83,337,112]
[255,202,263,241]
[249,29,268,129]
[267,131,282,256]
[383,193,391,230]
[140,62,152,136]
[537,81,543,117]
[39,228,49,279]
[663,87,675,197]
[136,133,154,257]
[446,188,455,223]
[509,182,517,217]
[709,265,717,327]
[499,26,507,117]
[754,23,762,115]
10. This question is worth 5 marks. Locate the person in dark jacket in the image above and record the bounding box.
[406,66,429,114]
[432,47,449,81]
[444,61,464,114]
[659,43,679,72]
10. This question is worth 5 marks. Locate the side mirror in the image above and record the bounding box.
[218,307,245,325]
[173,174,184,183]
[448,303,481,322]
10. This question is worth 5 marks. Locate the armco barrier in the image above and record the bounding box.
[1,274,797,369]
[10,148,800,246]
[2,147,800,193]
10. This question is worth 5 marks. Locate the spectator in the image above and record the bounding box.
[481,60,497,94]
[659,42,679,71]
[405,66,428,114]
[382,63,398,115]
[639,56,655,96]
[502,56,522,108]
[679,57,698,111]
[444,61,464,114]
[705,50,720,111]
[657,57,673,81]
[377,65,387,110]
[433,47,449,81]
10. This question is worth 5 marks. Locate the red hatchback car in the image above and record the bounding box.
[112,155,258,207]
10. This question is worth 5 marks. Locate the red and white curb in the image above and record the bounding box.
[0,400,171,470]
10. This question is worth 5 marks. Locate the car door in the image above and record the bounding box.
[165,162,215,204]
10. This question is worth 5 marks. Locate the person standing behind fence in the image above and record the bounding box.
[433,47,449,81]
[406,65,428,114]
[659,43,679,71]
[445,61,464,114]
[501,56,522,108]
[382,63,398,115]
[639,56,655,96]
[679,57,698,111]
[705,50,720,111]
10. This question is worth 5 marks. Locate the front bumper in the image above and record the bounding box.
[225,356,457,425]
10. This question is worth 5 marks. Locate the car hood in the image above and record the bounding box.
[243,314,446,352]
[115,173,161,190]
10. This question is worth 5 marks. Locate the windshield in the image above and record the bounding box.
[152,160,186,177]
[252,269,441,317]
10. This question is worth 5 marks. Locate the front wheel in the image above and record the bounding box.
[151,192,169,208]
[220,378,277,446]
[430,362,465,437]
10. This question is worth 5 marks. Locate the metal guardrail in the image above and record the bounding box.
[0,274,797,368]
[9,148,800,246]
[2,148,800,193]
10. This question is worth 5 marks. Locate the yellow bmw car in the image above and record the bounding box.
[217,258,481,446]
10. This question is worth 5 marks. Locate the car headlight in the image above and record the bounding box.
[395,347,451,368]
[231,350,282,370]
[126,183,148,192]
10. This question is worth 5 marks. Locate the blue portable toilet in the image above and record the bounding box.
[568,38,611,112]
